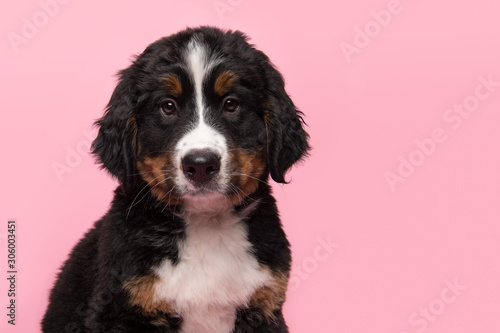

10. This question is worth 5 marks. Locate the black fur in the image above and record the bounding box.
[91,68,140,192]
[43,26,309,333]
[265,65,309,183]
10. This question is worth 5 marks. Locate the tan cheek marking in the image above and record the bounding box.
[136,155,181,205]
[230,148,266,205]
[161,75,182,98]
[249,268,288,321]
[214,71,238,96]
[123,274,179,322]
[228,149,266,205]
[137,156,167,188]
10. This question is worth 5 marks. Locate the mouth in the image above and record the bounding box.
[180,179,244,206]
[180,189,233,215]
[182,186,224,197]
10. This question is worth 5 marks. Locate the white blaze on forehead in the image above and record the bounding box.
[186,39,207,120]
[175,39,229,192]
[178,40,226,153]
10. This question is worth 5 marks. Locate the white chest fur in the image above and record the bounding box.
[154,200,270,333]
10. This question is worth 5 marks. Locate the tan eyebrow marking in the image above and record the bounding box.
[214,71,238,96]
[161,75,183,98]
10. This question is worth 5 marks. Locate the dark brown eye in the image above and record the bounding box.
[223,98,239,112]
[160,100,177,115]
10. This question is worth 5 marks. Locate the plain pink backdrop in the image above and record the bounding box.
[1,0,500,332]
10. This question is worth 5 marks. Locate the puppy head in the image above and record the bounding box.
[92,27,309,206]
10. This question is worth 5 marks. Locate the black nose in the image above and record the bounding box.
[182,149,221,184]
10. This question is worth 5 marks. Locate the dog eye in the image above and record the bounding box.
[160,100,177,115]
[223,98,239,112]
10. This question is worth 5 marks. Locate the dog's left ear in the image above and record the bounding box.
[91,68,139,192]
[264,61,310,184]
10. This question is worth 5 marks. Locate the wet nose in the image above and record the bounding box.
[181,149,221,184]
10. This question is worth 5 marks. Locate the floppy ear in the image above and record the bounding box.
[263,62,310,184]
[91,68,138,192]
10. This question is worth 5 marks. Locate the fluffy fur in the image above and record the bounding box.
[42,26,309,333]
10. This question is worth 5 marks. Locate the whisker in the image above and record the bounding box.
[229,172,268,185]
[126,175,173,218]
[227,183,245,203]
[129,169,174,177]
[161,187,178,214]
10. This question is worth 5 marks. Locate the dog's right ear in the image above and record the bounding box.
[91,68,138,191]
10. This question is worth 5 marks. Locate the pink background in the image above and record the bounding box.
[1,0,500,332]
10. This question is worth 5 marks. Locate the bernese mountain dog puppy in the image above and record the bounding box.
[42,26,309,333]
